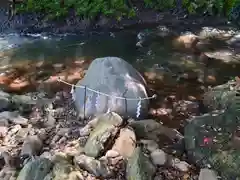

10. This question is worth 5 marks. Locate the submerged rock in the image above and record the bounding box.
[74,57,149,119]
[83,112,123,157]
[126,147,156,180]
[172,33,199,52]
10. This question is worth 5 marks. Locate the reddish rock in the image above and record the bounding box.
[111,127,136,159]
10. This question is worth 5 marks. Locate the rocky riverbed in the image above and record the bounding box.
[0,88,197,180]
[2,76,239,180]
[0,4,240,179]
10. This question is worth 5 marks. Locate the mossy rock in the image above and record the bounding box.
[185,110,240,179]
[203,81,238,110]
[17,158,53,180]
[126,147,156,180]
[46,153,80,180]
[84,112,123,157]
[185,80,240,179]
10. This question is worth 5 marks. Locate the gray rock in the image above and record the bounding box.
[0,111,28,126]
[73,57,149,119]
[16,158,53,180]
[84,112,123,157]
[227,33,240,48]
[20,135,43,157]
[0,91,10,111]
[111,127,136,159]
[129,119,183,142]
[150,149,168,166]
[169,158,190,172]
[198,169,218,180]
[126,147,156,180]
[74,154,112,178]
[140,140,159,153]
[49,154,80,180]
[0,166,16,180]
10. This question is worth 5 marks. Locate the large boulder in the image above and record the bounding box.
[73,57,149,119]
[185,80,240,179]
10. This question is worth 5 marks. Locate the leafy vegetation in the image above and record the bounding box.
[15,0,240,20]
[182,0,240,16]
[16,0,136,19]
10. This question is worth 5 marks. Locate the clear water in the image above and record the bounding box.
[0,28,239,94]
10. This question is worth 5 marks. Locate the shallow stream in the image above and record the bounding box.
[0,26,240,128]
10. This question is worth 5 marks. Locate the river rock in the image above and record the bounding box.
[173,33,199,51]
[198,168,218,180]
[202,80,237,111]
[74,154,112,178]
[0,166,17,180]
[198,27,234,41]
[20,135,43,158]
[0,111,28,126]
[16,158,53,180]
[126,147,156,180]
[227,33,240,48]
[48,153,81,180]
[84,112,123,157]
[184,84,240,180]
[129,119,183,142]
[150,149,168,166]
[169,158,190,172]
[111,127,136,159]
[73,57,149,119]
[0,91,10,111]
[140,139,159,153]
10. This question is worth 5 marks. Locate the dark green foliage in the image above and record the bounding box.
[229,3,240,25]
[16,0,135,19]
[143,0,175,10]
[15,0,240,21]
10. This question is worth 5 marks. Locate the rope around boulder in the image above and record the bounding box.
[57,77,157,101]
